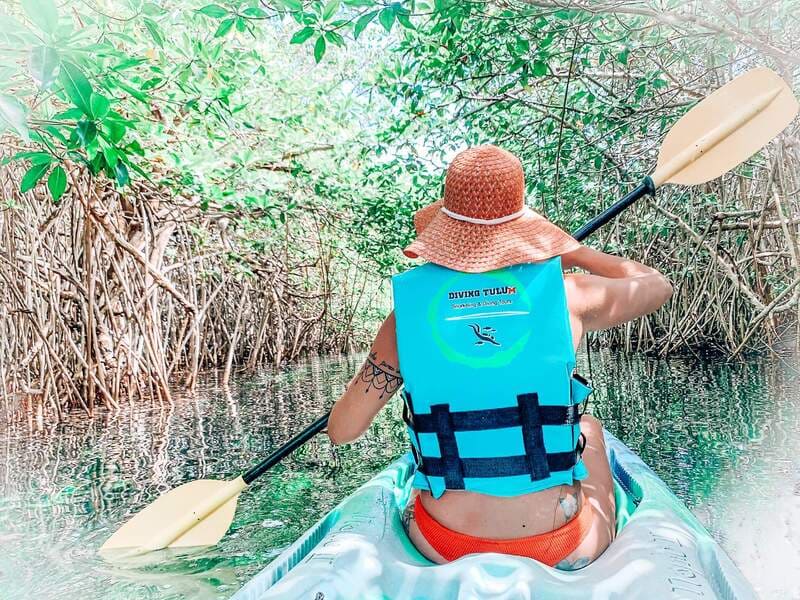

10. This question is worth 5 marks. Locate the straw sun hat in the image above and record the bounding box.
[404,145,580,273]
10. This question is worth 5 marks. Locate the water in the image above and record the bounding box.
[1,350,799,599]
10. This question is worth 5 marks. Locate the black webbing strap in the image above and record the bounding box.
[517,393,550,480]
[430,404,464,488]
[406,401,579,433]
[402,391,583,486]
[418,445,583,483]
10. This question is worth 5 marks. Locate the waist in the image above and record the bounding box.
[417,481,584,539]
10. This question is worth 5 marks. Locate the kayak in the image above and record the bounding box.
[232,431,756,599]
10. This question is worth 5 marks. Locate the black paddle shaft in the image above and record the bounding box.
[572,177,655,242]
[243,413,330,484]
[242,176,657,486]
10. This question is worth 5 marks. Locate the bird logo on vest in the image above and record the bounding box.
[469,323,501,346]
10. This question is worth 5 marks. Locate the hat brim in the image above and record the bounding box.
[405,203,580,273]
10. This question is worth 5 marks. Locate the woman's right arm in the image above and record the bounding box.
[562,246,673,334]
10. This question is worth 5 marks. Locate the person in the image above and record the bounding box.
[327,145,672,569]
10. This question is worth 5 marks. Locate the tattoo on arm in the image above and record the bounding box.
[357,352,403,400]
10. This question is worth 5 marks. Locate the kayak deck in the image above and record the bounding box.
[232,432,756,599]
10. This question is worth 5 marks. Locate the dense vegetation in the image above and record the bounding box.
[1,0,798,420]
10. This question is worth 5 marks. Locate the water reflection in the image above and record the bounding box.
[1,351,798,599]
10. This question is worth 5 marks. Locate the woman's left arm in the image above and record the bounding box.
[328,312,403,445]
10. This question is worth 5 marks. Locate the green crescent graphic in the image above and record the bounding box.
[427,269,532,368]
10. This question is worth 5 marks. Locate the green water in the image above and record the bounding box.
[1,350,799,599]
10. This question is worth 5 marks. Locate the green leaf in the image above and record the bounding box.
[313,35,326,63]
[104,118,126,143]
[532,60,548,76]
[47,166,66,202]
[110,79,149,103]
[12,151,52,164]
[125,140,144,156]
[617,49,629,65]
[198,4,228,17]
[279,0,303,10]
[34,152,54,166]
[243,6,267,17]
[76,120,97,146]
[325,30,344,46]
[112,57,147,72]
[90,92,110,120]
[59,61,94,116]
[354,10,377,39]
[291,26,315,44]
[235,16,247,31]
[20,162,49,193]
[107,31,138,45]
[143,18,164,47]
[102,146,118,167]
[22,0,58,34]
[43,125,67,144]
[215,18,235,37]
[0,94,30,140]
[88,153,103,174]
[343,0,373,5]
[106,110,136,127]
[28,46,59,87]
[140,76,163,90]
[378,7,395,32]
[114,162,129,186]
[142,3,163,16]
[396,12,414,29]
[322,0,340,20]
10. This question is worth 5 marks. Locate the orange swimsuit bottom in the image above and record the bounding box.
[413,495,594,566]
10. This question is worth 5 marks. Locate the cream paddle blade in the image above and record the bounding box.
[652,67,798,187]
[100,477,247,554]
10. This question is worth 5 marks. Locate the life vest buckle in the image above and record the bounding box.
[570,372,593,416]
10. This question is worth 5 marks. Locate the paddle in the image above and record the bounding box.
[100,67,798,555]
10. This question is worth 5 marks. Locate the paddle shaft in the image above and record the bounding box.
[571,177,655,242]
[241,178,657,486]
[243,413,330,484]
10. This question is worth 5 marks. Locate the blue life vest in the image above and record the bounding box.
[392,257,592,499]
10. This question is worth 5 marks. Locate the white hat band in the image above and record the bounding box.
[440,206,528,225]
